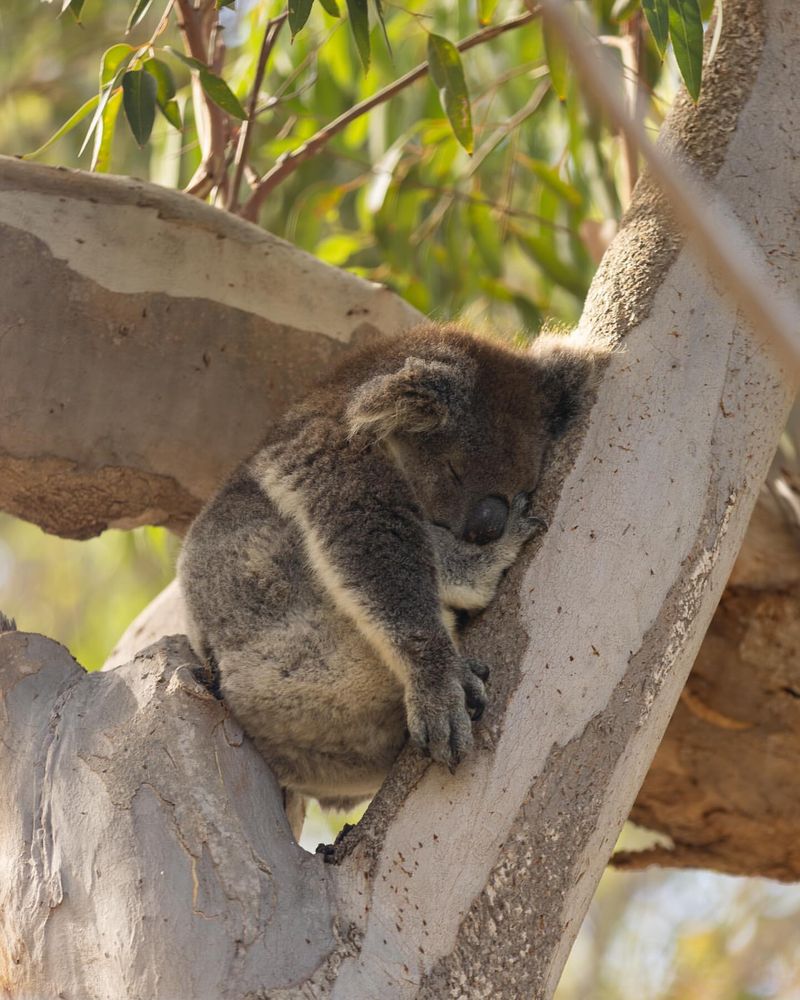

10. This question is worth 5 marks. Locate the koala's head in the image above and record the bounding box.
[344,326,607,544]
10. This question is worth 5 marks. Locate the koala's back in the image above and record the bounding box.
[179,465,406,805]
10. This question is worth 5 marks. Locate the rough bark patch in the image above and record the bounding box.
[620,583,800,881]
[0,452,200,539]
[0,222,402,537]
[582,0,766,347]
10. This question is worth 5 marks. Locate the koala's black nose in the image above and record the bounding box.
[463,496,509,545]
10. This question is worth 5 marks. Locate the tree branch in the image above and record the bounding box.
[177,0,229,199]
[226,11,288,213]
[533,0,800,373]
[0,156,422,538]
[239,8,540,221]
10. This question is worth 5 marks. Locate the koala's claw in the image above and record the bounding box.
[462,659,488,721]
[407,678,475,770]
[508,491,548,542]
[407,659,489,767]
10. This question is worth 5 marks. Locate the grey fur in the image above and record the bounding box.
[178,326,605,810]
[0,611,16,632]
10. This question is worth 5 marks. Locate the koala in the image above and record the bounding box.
[178,325,604,821]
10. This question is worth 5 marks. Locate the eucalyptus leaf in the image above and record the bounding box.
[164,47,207,72]
[288,0,314,37]
[543,17,569,101]
[669,0,703,100]
[79,47,136,158]
[345,0,370,71]
[516,229,588,299]
[318,0,340,15]
[126,0,154,32]
[373,0,392,58]
[144,58,182,130]
[199,69,247,119]
[527,159,583,207]
[427,34,473,154]
[21,93,100,160]
[477,0,498,25]
[642,0,669,56]
[92,88,123,171]
[100,44,135,86]
[164,48,247,119]
[610,0,641,21]
[62,0,84,19]
[122,69,158,145]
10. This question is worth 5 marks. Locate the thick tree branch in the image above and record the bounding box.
[0,0,798,996]
[0,158,421,538]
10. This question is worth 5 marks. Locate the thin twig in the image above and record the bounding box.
[227,12,288,212]
[177,0,228,197]
[240,8,540,221]
[533,0,800,373]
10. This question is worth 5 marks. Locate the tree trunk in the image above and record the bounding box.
[1,0,798,996]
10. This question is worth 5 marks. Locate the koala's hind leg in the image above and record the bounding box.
[432,492,546,613]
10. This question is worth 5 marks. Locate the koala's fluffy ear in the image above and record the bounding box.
[530,333,611,438]
[346,355,473,440]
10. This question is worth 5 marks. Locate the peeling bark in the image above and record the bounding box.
[0,162,421,538]
[1,0,799,996]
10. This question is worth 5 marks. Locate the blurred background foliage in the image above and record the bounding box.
[2,0,800,996]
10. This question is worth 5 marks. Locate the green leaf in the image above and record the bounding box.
[288,0,314,37]
[610,0,640,20]
[144,58,182,129]
[92,88,123,171]
[164,48,247,119]
[516,229,589,299]
[164,47,207,72]
[373,0,392,58]
[477,0,498,25]
[468,202,502,277]
[100,44,135,86]
[61,0,84,20]
[642,0,669,56]
[318,0,340,15]
[345,0,370,71]
[669,0,703,100]
[427,34,473,154]
[543,17,569,101]
[127,0,154,31]
[21,93,100,160]
[217,0,237,7]
[199,69,247,119]
[79,47,136,157]
[527,160,583,207]
[122,69,158,145]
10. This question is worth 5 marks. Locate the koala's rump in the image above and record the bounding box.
[180,466,408,804]
[219,612,406,803]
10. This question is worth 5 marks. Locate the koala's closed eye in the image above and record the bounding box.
[463,495,509,545]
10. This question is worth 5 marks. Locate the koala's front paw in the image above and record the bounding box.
[406,669,479,770]
[506,491,548,545]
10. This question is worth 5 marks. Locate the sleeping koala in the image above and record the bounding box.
[178,325,604,817]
